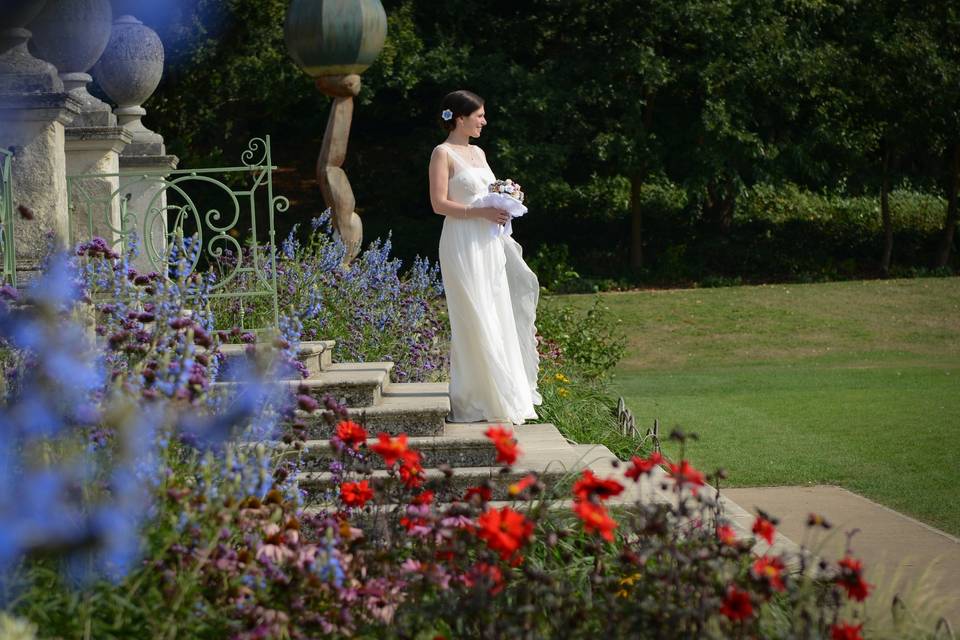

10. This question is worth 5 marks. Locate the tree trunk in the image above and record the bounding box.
[934,142,960,268]
[705,177,736,234]
[880,146,893,276]
[630,172,643,272]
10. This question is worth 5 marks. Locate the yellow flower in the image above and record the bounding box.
[615,574,642,599]
[554,372,570,384]
[557,387,570,398]
[620,573,642,587]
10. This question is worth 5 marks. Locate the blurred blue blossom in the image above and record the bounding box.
[0,239,293,587]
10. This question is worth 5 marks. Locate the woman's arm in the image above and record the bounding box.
[429,146,508,224]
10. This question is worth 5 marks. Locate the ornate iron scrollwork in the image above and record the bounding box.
[66,136,285,333]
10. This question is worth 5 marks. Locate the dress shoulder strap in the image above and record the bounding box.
[439,142,473,171]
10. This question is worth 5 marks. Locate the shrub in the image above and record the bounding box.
[536,296,627,381]
[527,243,581,292]
[534,295,636,458]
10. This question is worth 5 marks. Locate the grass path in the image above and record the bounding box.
[556,278,960,535]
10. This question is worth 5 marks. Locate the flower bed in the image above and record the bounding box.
[0,240,941,639]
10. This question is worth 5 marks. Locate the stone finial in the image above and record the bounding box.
[0,0,62,95]
[91,14,164,154]
[28,0,115,126]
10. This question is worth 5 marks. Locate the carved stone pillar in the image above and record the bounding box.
[0,0,80,281]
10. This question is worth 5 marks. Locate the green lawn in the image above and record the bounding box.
[557,278,960,535]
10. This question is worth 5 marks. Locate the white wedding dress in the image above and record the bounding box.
[437,143,542,425]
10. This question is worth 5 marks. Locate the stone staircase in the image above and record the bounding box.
[219,339,801,557]
[217,340,609,502]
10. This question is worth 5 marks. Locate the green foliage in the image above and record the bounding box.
[150,0,319,167]
[738,184,945,233]
[527,243,580,292]
[142,0,960,281]
[535,362,638,460]
[536,296,627,381]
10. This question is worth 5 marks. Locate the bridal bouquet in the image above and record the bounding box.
[489,179,525,203]
[475,178,528,237]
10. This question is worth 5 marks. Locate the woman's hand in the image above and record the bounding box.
[471,206,510,225]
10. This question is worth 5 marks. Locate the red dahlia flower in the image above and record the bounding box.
[412,490,434,505]
[720,585,754,621]
[752,515,777,545]
[335,420,368,450]
[508,473,538,497]
[572,470,624,503]
[836,556,871,602]
[484,425,520,465]
[830,622,864,640]
[476,506,534,561]
[716,523,737,546]
[464,485,493,503]
[340,480,374,508]
[370,433,410,467]
[667,459,706,494]
[751,555,787,592]
[573,500,618,541]
[464,561,505,595]
[399,450,425,488]
[625,451,664,480]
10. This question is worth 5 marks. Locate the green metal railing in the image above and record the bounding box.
[0,147,16,287]
[67,136,288,333]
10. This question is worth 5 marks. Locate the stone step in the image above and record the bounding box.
[214,361,393,407]
[297,361,393,406]
[299,464,574,504]
[217,340,335,380]
[296,423,586,504]
[295,422,563,471]
[295,382,450,438]
[295,340,335,374]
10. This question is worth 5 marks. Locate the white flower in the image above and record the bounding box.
[441,109,453,121]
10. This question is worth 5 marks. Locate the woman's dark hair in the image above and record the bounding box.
[439,90,484,132]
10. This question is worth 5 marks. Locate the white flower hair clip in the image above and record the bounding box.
[441,109,453,122]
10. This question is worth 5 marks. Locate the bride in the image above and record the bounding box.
[428,90,542,425]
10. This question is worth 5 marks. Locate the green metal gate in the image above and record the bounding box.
[0,147,16,287]
[67,136,288,333]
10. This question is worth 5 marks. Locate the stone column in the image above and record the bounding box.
[93,14,176,272]
[30,0,133,250]
[0,0,80,281]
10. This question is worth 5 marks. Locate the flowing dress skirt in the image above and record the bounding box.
[439,216,541,424]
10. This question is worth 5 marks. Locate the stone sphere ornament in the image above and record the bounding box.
[0,0,61,94]
[29,0,112,74]
[92,14,164,147]
[29,0,114,125]
[284,0,387,78]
